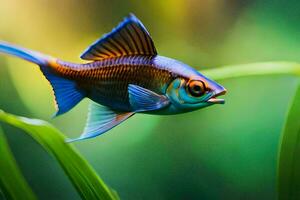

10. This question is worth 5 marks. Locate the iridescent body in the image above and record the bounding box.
[0,14,226,142]
[54,56,172,112]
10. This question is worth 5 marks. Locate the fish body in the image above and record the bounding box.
[53,55,221,114]
[54,55,172,112]
[0,14,226,142]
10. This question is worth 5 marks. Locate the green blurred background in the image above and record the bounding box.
[0,0,299,199]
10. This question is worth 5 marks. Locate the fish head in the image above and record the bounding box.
[165,73,226,113]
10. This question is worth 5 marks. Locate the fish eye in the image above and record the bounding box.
[187,80,206,97]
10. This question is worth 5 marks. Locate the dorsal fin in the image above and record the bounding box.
[80,13,157,61]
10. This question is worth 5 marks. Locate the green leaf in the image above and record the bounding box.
[110,189,121,200]
[0,110,117,200]
[277,81,300,199]
[0,127,37,200]
[203,62,300,80]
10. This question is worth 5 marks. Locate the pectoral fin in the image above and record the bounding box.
[128,84,170,112]
[66,102,134,142]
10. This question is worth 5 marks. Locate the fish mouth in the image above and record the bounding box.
[207,90,226,104]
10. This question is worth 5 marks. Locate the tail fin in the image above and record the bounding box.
[0,41,52,66]
[0,41,85,116]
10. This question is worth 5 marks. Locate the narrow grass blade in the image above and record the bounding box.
[0,127,37,200]
[277,82,300,199]
[0,110,117,200]
[203,62,300,80]
[110,189,121,200]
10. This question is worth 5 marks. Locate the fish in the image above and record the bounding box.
[0,13,226,142]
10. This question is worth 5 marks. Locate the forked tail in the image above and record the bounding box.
[0,41,85,116]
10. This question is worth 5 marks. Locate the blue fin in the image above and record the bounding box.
[0,41,51,66]
[0,41,84,116]
[66,102,134,142]
[128,84,170,112]
[80,13,157,61]
[41,67,85,117]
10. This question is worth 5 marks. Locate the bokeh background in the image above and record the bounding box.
[0,0,299,199]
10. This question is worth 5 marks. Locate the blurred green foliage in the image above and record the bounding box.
[0,127,36,200]
[0,110,118,200]
[277,84,300,199]
[1,0,300,199]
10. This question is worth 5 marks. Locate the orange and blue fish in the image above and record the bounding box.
[0,14,226,142]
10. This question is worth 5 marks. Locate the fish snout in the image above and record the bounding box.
[207,85,227,104]
[215,88,227,97]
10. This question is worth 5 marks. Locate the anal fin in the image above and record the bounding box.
[66,102,134,142]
